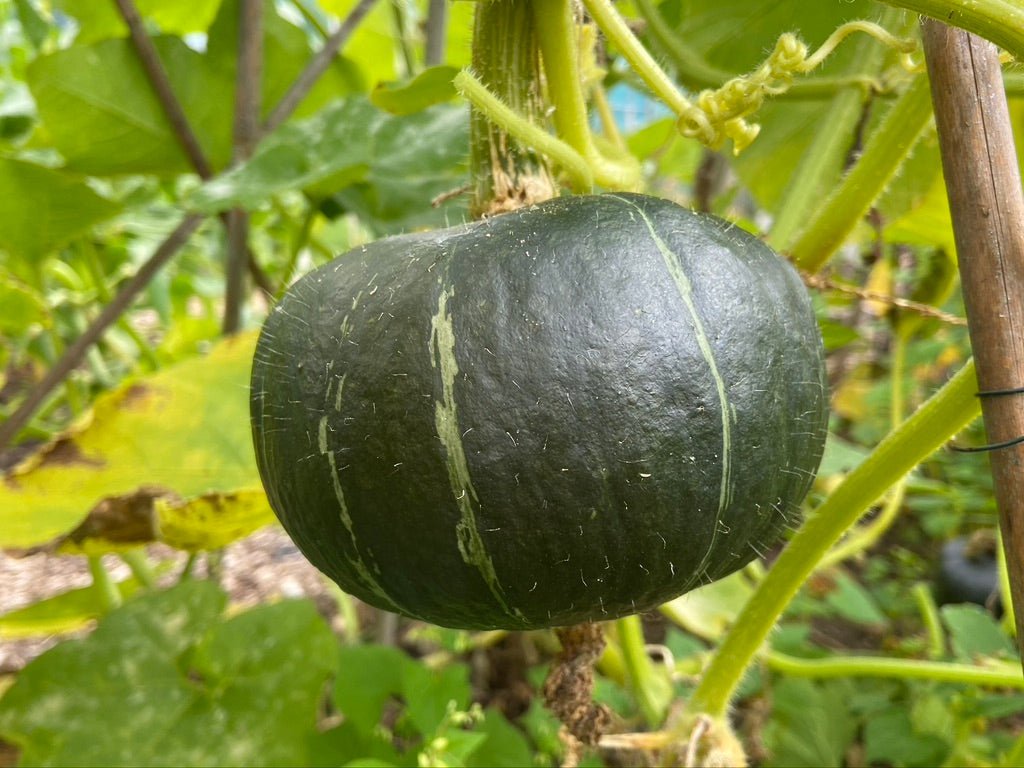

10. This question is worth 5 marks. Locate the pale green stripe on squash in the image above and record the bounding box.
[610,196,734,581]
[429,282,526,623]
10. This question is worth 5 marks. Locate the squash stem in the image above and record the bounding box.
[688,360,981,719]
[531,0,641,189]
[464,0,556,216]
[817,331,909,570]
[120,548,158,590]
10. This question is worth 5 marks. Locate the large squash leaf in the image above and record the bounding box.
[189,97,469,233]
[0,582,338,767]
[27,36,234,176]
[0,331,271,550]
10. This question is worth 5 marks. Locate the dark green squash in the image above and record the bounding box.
[251,193,828,630]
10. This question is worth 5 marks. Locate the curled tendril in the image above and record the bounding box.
[678,21,919,154]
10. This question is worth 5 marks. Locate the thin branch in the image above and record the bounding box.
[922,20,1024,657]
[262,0,381,134]
[0,215,206,452]
[223,0,263,336]
[800,271,968,326]
[112,0,213,178]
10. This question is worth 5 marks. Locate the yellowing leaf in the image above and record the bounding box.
[155,490,273,552]
[0,332,264,549]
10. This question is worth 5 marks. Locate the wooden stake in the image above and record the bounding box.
[921,20,1024,652]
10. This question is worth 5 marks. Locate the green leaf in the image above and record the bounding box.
[0,581,226,766]
[327,103,470,233]
[333,645,412,733]
[464,710,534,768]
[370,66,459,115]
[166,601,338,765]
[762,678,857,768]
[942,604,1017,660]
[401,661,471,736]
[307,721,401,768]
[190,98,379,211]
[823,573,888,626]
[0,158,120,259]
[864,707,951,768]
[189,98,470,234]
[0,586,338,767]
[0,332,269,549]
[0,274,50,334]
[28,36,233,176]
[54,0,224,43]
[320,0,398,85]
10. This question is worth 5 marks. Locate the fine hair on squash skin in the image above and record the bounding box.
[251,193,829,631]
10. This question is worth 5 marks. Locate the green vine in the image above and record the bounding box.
[766,651,1024,688]
[582,0,916,154]
[687,360,981,718]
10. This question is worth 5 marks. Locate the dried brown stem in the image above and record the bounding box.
[922,20,1024,653]
[800,271,967,326]
[262,0,381,135]
[542,623,613,751]
[0,215,206,452]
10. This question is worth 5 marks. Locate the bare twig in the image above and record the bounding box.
[223,0,263,335]
[262,0,381,134]
[800,270,967,326]
[0,215,206,452]
[922,20,1024,654]
[112,0,213,178]
[114,0,272,302]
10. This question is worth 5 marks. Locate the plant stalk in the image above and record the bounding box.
[223,0,263,336]
[467,0,556,217]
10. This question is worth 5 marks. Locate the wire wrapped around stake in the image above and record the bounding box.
[950,387,1024,452]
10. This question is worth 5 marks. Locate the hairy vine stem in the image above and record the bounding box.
[687,361,981,718]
